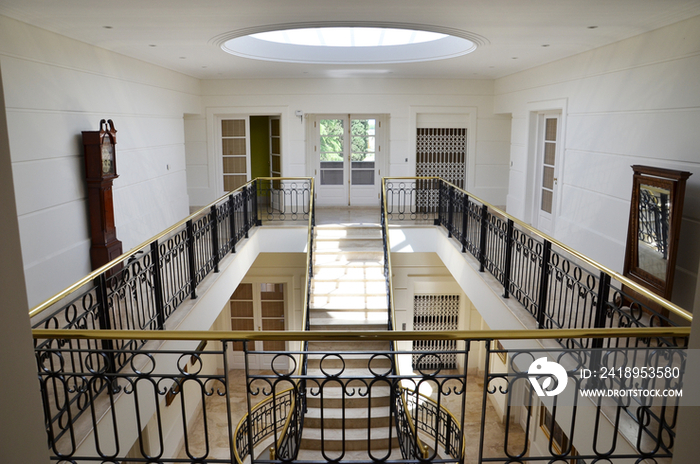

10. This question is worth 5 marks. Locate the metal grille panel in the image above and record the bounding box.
[412,294,459,369]
[416,128,466,189]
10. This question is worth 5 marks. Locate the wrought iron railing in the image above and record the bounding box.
[402,387,463,460]
[30,327,690,463]
[382,177,693,460]
[30,177,312,448]
[383,177,692,350]
[235,388,297,464]
[382,179,462,462]
[28,175,696,463]
[234,178,315,463]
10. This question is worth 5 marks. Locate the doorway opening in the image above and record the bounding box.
[221,115,281,194]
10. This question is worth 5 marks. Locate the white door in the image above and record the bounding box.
[314,115,382,206]
[221,117,250,193]
[228,282,287,370]
[535,113,561,236]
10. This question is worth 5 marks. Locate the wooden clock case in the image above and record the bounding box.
[82,119,123,272]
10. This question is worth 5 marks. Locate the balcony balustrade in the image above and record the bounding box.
[29,176,691,464]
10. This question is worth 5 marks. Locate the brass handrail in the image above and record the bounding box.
[384,176,693,323]
[31,327,691,341]
[28,177,313,319]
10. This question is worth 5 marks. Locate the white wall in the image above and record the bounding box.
[185,78,510,207]
[495,15,700,310]
[0,59,50,464]
[0,15,201,307]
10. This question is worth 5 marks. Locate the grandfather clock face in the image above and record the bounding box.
[101,135,115,176]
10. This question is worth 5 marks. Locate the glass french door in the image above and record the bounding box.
[316,115,381,206]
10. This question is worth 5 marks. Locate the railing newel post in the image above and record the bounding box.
[461,194,469,253]
[593,271,612,348]
[150,240,166,329]
[536,239,552,329]
[434,180,443,226]
[503,219,514,298]
[211,205,220,273]
[243,185,250,238]
[253,179,261,226]
[479,204,488,272]
[186,219,197,299]
[447,185,455,238]
[95,273,116,374]
[228,194,236,254]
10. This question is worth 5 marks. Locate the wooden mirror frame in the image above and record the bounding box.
[623,165,691,301]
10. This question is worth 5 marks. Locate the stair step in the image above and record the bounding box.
[306,355,392,370]
[312,280,387,295]
[315,228,383,239]
[315,238,383,251]
[304,406,392,428]
[306,391,391,408]
[310,295,387,310]
[309,323,388,332]
[294,448,403,460]
[314,252,383,265]
[313,266,386,281]
[301,427,399,451]
[307,341,391,352]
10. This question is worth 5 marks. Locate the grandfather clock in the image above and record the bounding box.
[83,119,123,271]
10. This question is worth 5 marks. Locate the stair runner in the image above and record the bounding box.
[296,224,400,459]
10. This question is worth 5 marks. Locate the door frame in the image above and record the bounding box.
[206,106,287,199]
[307,114,388,206]
[524,99,568,229]
[227,276,293,370]
[532,111,562,236]
[409,106,477,192]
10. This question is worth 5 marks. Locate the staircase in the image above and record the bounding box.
[297,223,400,459]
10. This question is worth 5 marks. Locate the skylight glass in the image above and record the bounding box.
[220,24,477,64]
[251,27,447,47]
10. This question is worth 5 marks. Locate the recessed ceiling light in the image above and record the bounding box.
[103,26,113,29]
[179,57,186,59]
[202,66,207,68]
[220,24,481,64]
[588,26,598,29]
[542,44,550,47]
[512,57,518,59]
[149,44,157,47]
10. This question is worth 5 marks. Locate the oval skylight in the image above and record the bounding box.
[251,27,447,47]
[221,25,477,64]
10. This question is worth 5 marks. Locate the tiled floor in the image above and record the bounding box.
[314,207,381,226]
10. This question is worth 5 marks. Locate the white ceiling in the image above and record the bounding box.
[1,0,699,80]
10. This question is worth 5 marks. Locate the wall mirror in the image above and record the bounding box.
[623,165,691,301]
